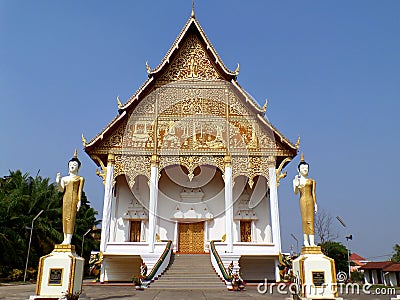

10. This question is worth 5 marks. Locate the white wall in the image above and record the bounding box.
[158,165,226,242]
[111,166,273,246]
[233,176,272,243]
[113,175,150,242]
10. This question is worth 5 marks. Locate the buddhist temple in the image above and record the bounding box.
[84,7,297,285]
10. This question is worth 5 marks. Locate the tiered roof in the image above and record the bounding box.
[85,11,297,163]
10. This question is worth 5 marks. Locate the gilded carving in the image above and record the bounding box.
[159,155,225,181]
[231,156,273,188]
[98,122,126,149]
[157,34,223,84]
[113,155,151,188]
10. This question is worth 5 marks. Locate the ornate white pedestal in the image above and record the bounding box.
[30,245,85,299]
[292,246,342,300]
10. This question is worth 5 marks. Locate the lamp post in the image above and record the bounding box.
[291,233,299,255]
[336,216,352,279]
[24,209,44,282]
[345,234,353,279]
[81,228,91,257]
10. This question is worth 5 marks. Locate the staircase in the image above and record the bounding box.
[150,254,225,289]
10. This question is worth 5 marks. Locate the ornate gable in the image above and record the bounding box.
[85,13,298,182]
[157,33,223,85]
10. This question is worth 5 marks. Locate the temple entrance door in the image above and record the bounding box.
[178,222,204,253]
[130,221,141,242]
[240,221,252,242]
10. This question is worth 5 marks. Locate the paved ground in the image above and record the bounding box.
[0,281,398,300]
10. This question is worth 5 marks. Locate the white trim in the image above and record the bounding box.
[224,165,233,253]
[268,167,282,253]
[100,164,114,282]
[148,165,159,252]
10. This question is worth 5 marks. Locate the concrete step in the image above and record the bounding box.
[149,285,225,290]
[150,253,223,289]
[161,273,218,278]
[158,278,220,282]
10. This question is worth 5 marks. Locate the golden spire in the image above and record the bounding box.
[300,153,305,162]
[73,149,78,158]
[82,133,87,147]
[295,136,301,149]
[146,60,151,74]
[191,0,195,18]
[262,98,268,113]
[235,63,240,76]
[117,96,123,109]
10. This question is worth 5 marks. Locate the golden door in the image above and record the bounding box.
[130,221,141,242]
[178,222,204,253]
[240,221,252,242]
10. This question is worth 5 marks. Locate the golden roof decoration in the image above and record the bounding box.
[84,10,299,162]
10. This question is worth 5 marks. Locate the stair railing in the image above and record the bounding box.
[209,240,232,283]
[143,240,173,283]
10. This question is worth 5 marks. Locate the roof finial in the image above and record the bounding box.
[191,0,195,18]
[146,60,151,74]
[117,95,123,109]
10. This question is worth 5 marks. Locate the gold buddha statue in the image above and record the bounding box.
[293,154,317,247]
[56,149,85,245]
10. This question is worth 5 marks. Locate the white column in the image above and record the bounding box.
[174,221,178,252]
[275,258,281,282]
[269,167,282,253]
[100,154,115,252]
[99,154,115,283]
[204,221,208,252]
[224,155,233,253]
[148,155,159,252]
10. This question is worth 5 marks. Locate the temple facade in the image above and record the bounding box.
[84,11,297,284]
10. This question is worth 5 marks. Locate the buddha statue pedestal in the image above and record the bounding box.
[30,245,85,299]
[292,246,342,300]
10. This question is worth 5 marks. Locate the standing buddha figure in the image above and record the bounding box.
[56,149,85,245]
[293,153,317,247]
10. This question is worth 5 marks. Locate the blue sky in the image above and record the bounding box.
[1,1,399,260]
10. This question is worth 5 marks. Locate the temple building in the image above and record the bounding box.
[84,9,297,284]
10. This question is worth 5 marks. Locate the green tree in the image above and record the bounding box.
[0,170,99,280]
[391,244,400,263]
[320,241,349,273]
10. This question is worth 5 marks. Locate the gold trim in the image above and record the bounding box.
[151,154,159,167]
[299,256,306,298]
[301,246,322,255]
[68,255,76,294]
[54,244,76,253]
[36,254,46,294]
[328,256,339,297]
[224,155,231,167]
[107,153,115,165]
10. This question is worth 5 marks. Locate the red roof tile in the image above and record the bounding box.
[350,253,366,261]
[383,263,400,272]
[360,261,393,270]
